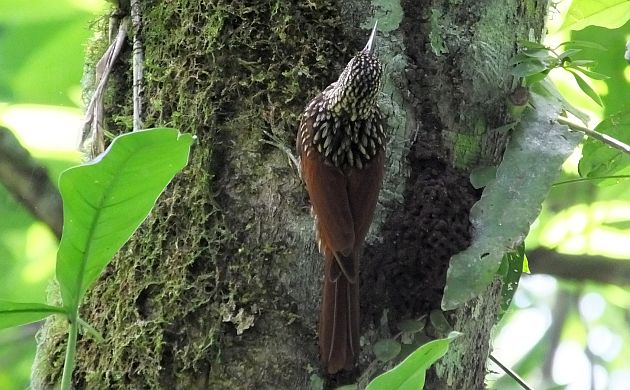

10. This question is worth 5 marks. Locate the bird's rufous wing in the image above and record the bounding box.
[347,149,385,249]
[298,117,356,280]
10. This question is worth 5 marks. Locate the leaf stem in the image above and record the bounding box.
[60,311,79,390]
[489,354,532,390]
[553,174,630,186]
[558,116,630,156]
[78,317,104,343]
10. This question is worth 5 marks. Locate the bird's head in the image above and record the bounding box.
[328,22,382,116]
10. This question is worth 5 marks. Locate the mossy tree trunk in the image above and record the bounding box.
[33,1,548,389]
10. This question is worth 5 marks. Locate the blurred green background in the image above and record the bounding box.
[0,0,629,389]
[0,0,103,388]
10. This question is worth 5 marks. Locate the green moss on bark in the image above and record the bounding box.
[412,0,548,169]
[33,1,351,389]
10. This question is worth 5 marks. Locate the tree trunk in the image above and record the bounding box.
[33,1,548,389]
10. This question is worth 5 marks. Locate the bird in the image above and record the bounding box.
[296,22,385,374]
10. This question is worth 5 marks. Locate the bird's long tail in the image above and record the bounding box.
[319,251,359,374]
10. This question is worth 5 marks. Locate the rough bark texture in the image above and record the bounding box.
[32,0,548,389]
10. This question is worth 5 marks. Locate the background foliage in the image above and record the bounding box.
[0,0,103,388]
[0,0,629,389]
[489,1,630,389]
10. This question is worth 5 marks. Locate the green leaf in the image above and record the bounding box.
[374,339,402,362]
[524,70,549,85]
[366,332,461,390]
[397,319,426,334]
[521,48,552,59]
[558,49,582,60]
[566,60,597,67]
[309,374,324,390]
[509,53,542,66]
[557,48,582,60]
[522,254,530,273]
[568,69,603,106]
[0,301,66,329]
[429,310,452,333]
[556,40,608,51]
[579,110,630,182]
[603,220,630,230]
[442,94,582,310]
[531,78,590,124]
[572,22,630,116]
[560,0,630,31]
[518,40,547,49]
[56,128,193,310]
[498,244,525,317]
[496,253,508,277]
[511,61,547,77]
[569,67,610,80]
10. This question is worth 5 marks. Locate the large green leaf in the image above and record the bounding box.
[441,94,582,310]
[560,0,630,31]
[56,128,193,310]
[0,301,66,330]
[572,20,630,117]
[366,332,460,390]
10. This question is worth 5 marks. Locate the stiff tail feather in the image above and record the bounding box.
[319,252,359,374]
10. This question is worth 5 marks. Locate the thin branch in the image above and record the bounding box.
[528,248,630,285]
[553,175,630,186]
[131,0,144,131]
[81,17,130,158]
[0,127,62,238]
[558,116,630,156]
[489,354,533,390]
